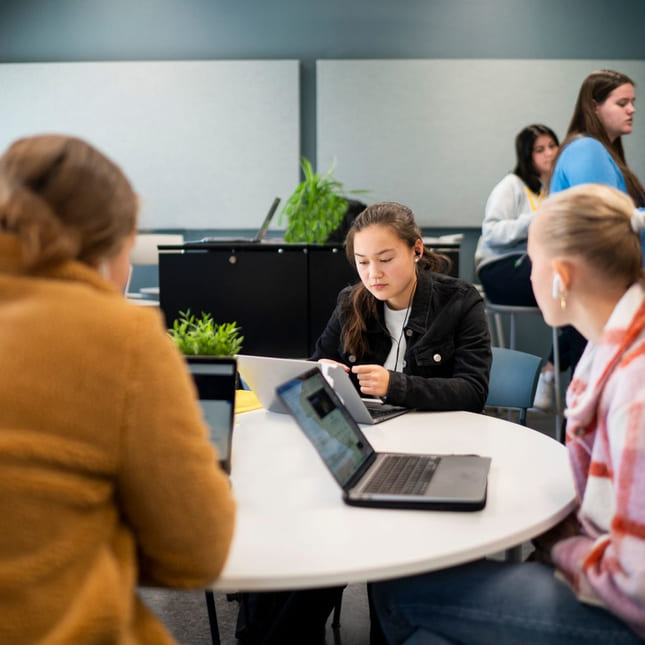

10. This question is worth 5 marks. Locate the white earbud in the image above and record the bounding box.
[552,274,562,299]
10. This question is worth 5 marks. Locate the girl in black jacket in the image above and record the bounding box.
[312,201,491,411]
[237,202,492,645]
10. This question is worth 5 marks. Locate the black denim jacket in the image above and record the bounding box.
[311,270,491,412]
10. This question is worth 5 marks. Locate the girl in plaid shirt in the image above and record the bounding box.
[371,183,645,643]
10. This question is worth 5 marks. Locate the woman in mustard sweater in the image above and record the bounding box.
[0,135,235,644]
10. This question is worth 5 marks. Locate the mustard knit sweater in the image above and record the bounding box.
[0,235,236,644]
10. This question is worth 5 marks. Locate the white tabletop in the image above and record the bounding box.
[212,409,576,591]
[126,296,160,307]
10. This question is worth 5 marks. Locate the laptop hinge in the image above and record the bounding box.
[345,451,377,491]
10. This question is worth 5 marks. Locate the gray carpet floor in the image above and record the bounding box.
[140,584,371,645]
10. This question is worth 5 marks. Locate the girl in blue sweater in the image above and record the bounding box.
[538,69,645,411]
[551,69,645,202]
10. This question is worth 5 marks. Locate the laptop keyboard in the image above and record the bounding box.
[363,400,407,419]
[364,454,440,495]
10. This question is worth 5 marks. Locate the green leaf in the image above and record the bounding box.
[168,311,244,357]
[279,156,366,244]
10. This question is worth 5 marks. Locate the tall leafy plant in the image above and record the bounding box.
[280,158,360,244]
[168,310,244,356]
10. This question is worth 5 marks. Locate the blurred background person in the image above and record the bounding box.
[0,134,235,645]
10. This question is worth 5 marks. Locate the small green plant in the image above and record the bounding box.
[280,157,365,244]
[169,310,244,356]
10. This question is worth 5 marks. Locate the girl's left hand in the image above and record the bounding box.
[528,511,580,565]
[352,364,390,397]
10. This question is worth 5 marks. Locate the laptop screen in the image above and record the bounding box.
[253,196,281,242]
[186,357,237,473]
[277,368,373,486]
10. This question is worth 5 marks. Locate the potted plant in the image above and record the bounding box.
[280,157,366,244]
[168,310,244,357]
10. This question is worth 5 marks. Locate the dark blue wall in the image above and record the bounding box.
[3,0,645,166]
[4,1,645,58]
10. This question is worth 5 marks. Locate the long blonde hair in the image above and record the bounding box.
[0,134,137,272]
[535,183,644,286]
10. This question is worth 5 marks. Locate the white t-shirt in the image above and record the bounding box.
[383,305,410,372]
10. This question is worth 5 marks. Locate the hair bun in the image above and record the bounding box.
[631,208,645,233]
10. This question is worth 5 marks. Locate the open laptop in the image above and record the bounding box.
[186,356,237,474]
[194,197,281,244]
[277,368,491,510]
[235,354,410,424]
[322,362,410,424]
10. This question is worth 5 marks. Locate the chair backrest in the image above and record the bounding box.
[485,347,543,425]
[127,233,184,296]
[130,233,184,266]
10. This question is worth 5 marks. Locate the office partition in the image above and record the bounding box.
[0,60,300,230]
[317,59,645,227]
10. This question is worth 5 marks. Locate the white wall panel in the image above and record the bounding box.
[0,60,300,229]
[317,60,645,227]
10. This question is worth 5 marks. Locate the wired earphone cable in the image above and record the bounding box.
[392,267,418,372]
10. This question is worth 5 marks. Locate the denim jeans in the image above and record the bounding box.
[370,559,642,644]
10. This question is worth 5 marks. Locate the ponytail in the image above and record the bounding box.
[537,184,643,286]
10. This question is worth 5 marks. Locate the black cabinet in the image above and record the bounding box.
[159,242,458,358]
[160,245,310,357]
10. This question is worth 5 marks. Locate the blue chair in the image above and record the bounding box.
[485,347,543,426]
[483,299,563,440]
[485,347,543,562]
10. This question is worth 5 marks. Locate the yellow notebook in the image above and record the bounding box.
[235,389,263,414]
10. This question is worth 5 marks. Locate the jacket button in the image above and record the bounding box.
[405,329,413,337]
[402,360,407,368]
[348,354,357,363]
[433,353,442,363]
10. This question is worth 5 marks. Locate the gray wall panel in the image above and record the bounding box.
[318,59,645,227]
[0,60,300,229]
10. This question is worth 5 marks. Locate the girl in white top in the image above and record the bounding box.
[475,124,559,306]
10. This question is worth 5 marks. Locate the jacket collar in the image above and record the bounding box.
[406,270,434,333]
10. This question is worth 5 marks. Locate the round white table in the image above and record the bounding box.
[212,409,576,591]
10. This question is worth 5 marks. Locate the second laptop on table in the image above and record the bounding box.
[186,356,237,474]
[235,353,410,424]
